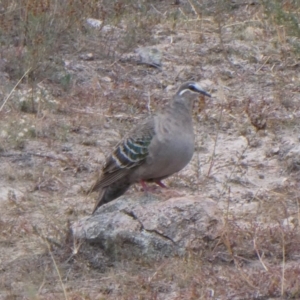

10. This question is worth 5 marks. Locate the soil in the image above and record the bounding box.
[1,1,300,299]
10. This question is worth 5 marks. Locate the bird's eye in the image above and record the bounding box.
[188,84,198,92]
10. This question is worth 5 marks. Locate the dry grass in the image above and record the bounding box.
[1,0,300,299]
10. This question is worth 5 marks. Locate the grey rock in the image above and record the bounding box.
[86,18,103,29]
[284,144,300,173]
[136,47,162,68]
[72,195,221,259]
[79,53,94,61]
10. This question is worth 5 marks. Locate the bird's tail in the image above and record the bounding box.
[92,182,131,214]
[92,188,106,214]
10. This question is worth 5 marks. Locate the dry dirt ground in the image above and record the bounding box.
[1,1,300,299]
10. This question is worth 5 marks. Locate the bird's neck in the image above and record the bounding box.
[170,99,194,115]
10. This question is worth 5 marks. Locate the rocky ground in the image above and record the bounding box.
[1,1,300,299]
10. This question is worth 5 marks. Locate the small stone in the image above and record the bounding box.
[80,53,94,61]
[0,130,8,138]
[101,76,112,82]
[272,147,280,155]
[86,18,103,29]
[266,146,280,157]
[62,144,72,152]
[136,47,162,68]
[282,216,295,229]
[102,25,115,32]
[244,26,264,41]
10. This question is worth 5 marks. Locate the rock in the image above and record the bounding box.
[282,216,296,229]
[136,47,162,68]
[102,25,116,33]
[72,195,221,259]
[61,144,72,152]
[79,53,94,61]
[265,146,279,157]
[0,187,25,204]
[0,130,8,138]
[101,76,112,82]
[86,18,103,29]
[85,19,117,33]
[284,144,300,173]
[243,26,264,41]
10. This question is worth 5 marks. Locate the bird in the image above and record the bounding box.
[90,81,211,214]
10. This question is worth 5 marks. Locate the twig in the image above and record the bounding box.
[297,197,300,231]
[221,138,250,194]
[33,225,69,300]
[179,8,187,18]
[65,236,83,263]
[253,228,268,271]
[219,186,234,259]
[147,92,152,114]
[233,257,257,289]
[27,152,70,162]
[281,228,286,297]
[187,0,200,18]
[148,261,169,283]
[255,56,270,74]
[37,274,46,295]
[151,4,164,16]
[4,151,71,163]
[108,58,122,68]
[222,20,263,29]
[0,67,31,112]
[207,78,224,177]
[45,238,69,300]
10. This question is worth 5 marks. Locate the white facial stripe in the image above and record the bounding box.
[179,89,190,96]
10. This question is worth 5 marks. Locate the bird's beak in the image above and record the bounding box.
[192,82,211,98]
[198,89,211,98]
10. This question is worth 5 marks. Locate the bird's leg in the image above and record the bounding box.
[154,180,167,188]
[140,180,149,191]
[140,180,167,190]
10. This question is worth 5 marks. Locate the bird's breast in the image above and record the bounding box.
[129,113,195,182]
[147,121,195,175]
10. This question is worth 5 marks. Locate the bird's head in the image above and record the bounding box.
[176,81,211,98]
[173,81,211,112]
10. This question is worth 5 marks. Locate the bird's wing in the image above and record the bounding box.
[91,117,156,191]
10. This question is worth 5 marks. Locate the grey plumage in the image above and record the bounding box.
[90,81,211,214]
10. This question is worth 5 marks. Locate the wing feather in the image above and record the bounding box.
[91,117,155,191]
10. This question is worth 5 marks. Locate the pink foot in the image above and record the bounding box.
[154,180,168,188]
[140,180,149,191]
[140,180,164,192]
